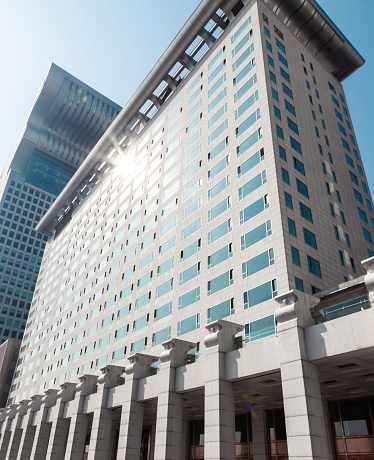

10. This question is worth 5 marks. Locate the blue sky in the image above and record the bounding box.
[0,0,373,190]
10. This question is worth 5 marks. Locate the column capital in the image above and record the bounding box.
[275,290,319,330]
[159,338,196,367]
[76,374,99,396]
[16,400,31,416]
[126,353,158,379]
[204,319,244,352]
[58,382,77,403]
[362,255,374,273]
[28,394,44,412]
[97,364,126,388]
[41,388,59,407]
[362,257,374,305]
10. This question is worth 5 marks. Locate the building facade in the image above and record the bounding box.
[1,0,374,459]
[0,64,121,345]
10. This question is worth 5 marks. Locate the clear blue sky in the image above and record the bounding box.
[0,1,373,189]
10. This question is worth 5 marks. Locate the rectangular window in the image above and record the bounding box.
[296,179,309,198]
[240,195,269,225]
[237,150,262,178]
[154,301,172,322]
[293,157,305,175]
[182,197,202,221]
[183,179,202,201]
[339,250,345,266]
[234,59,256,87]
[130,337,147,355]
[232,43,254,71]
[291,246,300,266]
[179,262,200,285]
[303,228,317,248]
[280,67,290,82]
[238,171,266,200]
[179,286,200,310]
[208,196,231,222]
[234,74,257,103]
[287,118,299,135]
[157,257,175,277]
[288,218,296,237]
[236,129,261,157]
[135,291,151,310]
[208,244,233,269]
[274,106,281,120]
[308,256,321,277]
[363,228,373,244]
[159,236,176,256]
[276,125,284,140]
[278,53,288,67]
[177,314,200,337]
[152,326,171,347]
[242,248,274,278]
[208,175,230,201]
[358,207,368,223]
[207,270,234,295]
[181,218,201,241]
[232,17,252,44]
[207,298,235,323]
[282,83,293,99]
[285,192,293,209]
[155,278,173,298]
[300,202,312,222]
[208,139,226,163]
[208,219,232,245]
[244,279,277,309]
[236,108,261,137]
[181,238,201,262]
[281,168,289,184]
[290,136,302,154]
[133,314,149,332]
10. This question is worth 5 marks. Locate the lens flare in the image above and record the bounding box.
[242,393,257,418]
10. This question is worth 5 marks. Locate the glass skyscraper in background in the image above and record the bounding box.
[0,63,121,344]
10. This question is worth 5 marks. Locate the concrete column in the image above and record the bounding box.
[154,339,195,460]
[362,256,374,307]
[64,374,99,460]
[275,290,331,460]
[252,410,267,460]
[117,353,158,460]
[29,389,59,460]
[16,395,43,460]
[87,365,125,460]
[203,319,244,460]
[0,405,17,459]
[45,382,77,460]
[7,400,30,460]
[181,419,189,460]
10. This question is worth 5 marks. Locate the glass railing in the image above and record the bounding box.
[313,294,371,324]
[245,325,276,343]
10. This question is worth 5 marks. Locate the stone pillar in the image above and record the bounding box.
[0,405,17,459]
[45,382,77,460]
[87,365,125,460]
[362,256,374,307]
[117,353,158,460]
[275,290,331,460]
[64,374,98,460]
[16,395,43,460]
[29,389,59,460]
[154,339,196,460]
[7,400,30,460]
[252,410,267,460]
[203,319,244,460]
